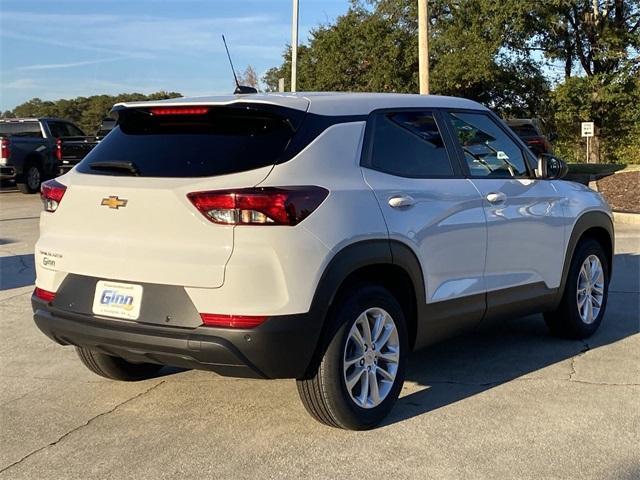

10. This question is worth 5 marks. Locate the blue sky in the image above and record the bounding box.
[0,0,351,110]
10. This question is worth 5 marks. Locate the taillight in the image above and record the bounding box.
[55,138,62,161]
[150,107,209,115]
[40,179,67,212]
[187,186,329,226]
[34,287,56,302]
[200,313,267,329]
[1,138,10,160]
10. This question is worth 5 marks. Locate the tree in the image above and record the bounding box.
[237,65,260,90]
[263,0,550,118]
[536,0,639,79]
[535,1,640,162]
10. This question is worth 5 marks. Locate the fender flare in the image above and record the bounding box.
[300,239,425,376]
[556,210,614,301]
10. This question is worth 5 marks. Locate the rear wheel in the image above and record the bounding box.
[544,238,609,339]
[76,347,163,381]
[16,163,42,194]
[297,285,408,430]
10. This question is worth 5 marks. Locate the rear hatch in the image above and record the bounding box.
[38,100,308,289]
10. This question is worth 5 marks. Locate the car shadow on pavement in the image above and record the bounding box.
[385,252,639,427]
[0,253,35,290]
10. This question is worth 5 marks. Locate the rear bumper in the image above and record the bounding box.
[0,166,16,179]
[32,296,323,379]
[58,162,78,175]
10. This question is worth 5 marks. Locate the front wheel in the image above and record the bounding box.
[297,285,408,430]
[544,238,610,339]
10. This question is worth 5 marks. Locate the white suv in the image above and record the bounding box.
[32,93,614,430]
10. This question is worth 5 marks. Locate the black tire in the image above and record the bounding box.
[16,163,42,194]
[544,238,610,339]
[76,347,163,381]
[297,284,408,430]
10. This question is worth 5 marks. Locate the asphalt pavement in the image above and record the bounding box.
[1,188,638,480]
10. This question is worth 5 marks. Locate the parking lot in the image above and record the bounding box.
[0,188,638,479]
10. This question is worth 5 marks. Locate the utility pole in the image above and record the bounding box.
[291,0,299,92]
[418,0,430,94]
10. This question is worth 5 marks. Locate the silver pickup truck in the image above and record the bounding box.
[0,118,97,193]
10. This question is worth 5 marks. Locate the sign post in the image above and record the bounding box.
[581,122,594,163]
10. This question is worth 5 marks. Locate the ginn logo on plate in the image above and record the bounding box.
[101,196,128,209]
[100,290,134,311]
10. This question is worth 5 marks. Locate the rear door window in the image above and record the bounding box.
[77,104,305,178]
[366,110,455,178]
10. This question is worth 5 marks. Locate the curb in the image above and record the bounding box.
[613,212,640,225]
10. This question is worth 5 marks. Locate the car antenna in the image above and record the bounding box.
[222,34,257,95]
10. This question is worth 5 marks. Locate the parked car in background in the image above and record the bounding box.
[0,118,97,193]
[506,118,556,156]
[32,93,613,430]
[95,117,116,141]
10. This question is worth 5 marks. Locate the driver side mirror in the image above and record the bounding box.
[537,153,568,179]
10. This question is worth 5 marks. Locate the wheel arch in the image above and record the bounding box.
[23,152,45,170]
[301,239,425,377]
[558,210,614,297]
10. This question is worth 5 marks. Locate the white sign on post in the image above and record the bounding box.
[582,121,595,163]
[581,122,594,137]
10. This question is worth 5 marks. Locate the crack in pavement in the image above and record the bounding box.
[0,289,33,303]
[0,380,165,474]
[568,341,591,381]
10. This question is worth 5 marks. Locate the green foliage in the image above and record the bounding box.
[551,71,640,164]
[264,0,550,118]
[3,91,182,134]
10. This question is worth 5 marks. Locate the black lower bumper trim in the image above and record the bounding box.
[32,297,323,379]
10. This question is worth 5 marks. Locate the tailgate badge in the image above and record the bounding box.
[101,196,128,209]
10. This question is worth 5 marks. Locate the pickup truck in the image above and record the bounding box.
[0,118,97,193]
[506,118,556,156]
[95,117,116,141]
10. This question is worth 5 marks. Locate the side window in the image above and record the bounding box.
[446,112,529,178]
[369,111,454,178]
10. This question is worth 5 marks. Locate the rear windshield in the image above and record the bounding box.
[509,124,539,137]
[77,105,305,178]
[0,122,42,138]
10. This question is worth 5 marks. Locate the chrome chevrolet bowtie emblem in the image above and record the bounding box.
[101,196,128,209]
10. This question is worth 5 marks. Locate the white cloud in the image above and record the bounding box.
[17,56,133,71]
[3,78,39,89]
[1,11,286,58]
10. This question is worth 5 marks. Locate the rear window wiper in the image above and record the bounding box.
[89,161,140,176]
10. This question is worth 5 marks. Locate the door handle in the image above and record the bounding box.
[388,195,415,208]
[486,192,507,204]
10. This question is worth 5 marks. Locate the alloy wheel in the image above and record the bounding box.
[342,307,400,409]
[576,254,605,324]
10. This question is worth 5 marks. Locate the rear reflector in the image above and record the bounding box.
[34,287,56,302]
[40,179,67,212]
[55,138,62,161]
[1,138,10,160]
[187,186,329,226]
[150,107,209,116]
[200,313,267,329]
